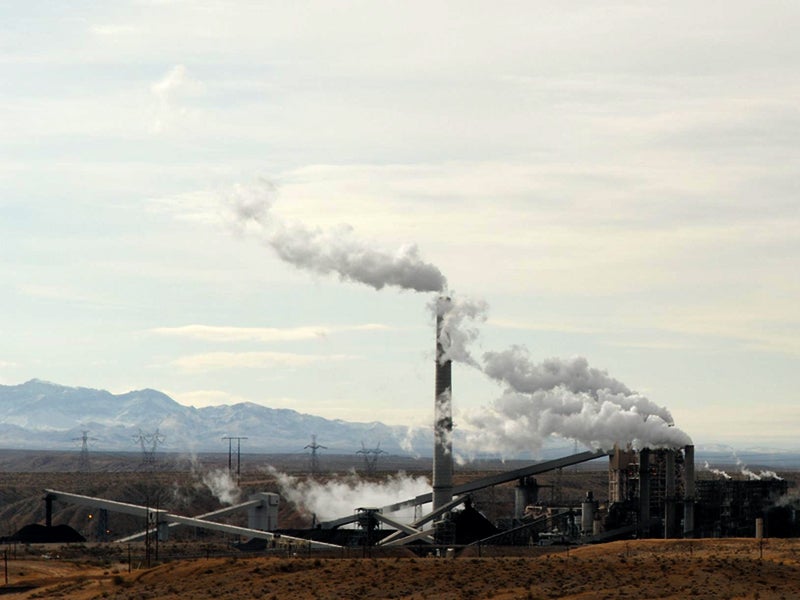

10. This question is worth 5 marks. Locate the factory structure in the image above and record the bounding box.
[28,300,795,551]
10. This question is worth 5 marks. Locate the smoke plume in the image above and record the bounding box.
[226,181,447,293]
[221,181,692,458]
[266,467,430,522]
[457,323,690,456]
[704,461,732,479]
[735,456,782,481]
[432,295,488,367]
[201,468,242,505]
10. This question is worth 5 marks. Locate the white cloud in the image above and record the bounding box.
[150,64,205,133]
[16,283,107,306]
[171,351,358,371]
[151,323,390,342]
[90,24,141,36]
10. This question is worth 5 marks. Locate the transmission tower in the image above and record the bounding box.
[304,434,326,477]
[133,428,165,468]
[357,441,387,475]
[72,430,97,473]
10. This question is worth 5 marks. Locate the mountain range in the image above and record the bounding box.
[0,379,430,455]
[3,380,798,468]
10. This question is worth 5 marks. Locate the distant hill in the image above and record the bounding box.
[3,380,798,468]
[0,379,429,455]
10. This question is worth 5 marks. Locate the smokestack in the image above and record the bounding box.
[684,444,695,538]
[432,299,453,511]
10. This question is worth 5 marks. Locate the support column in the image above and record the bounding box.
[44,494,54,528]
[157,520,170,542]
[97,508,109,541]
[639,449,651,538]
[664,450,676,538]
[514,477,539,520]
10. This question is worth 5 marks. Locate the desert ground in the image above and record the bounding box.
[1,538,799,599]
[1,451,798,598]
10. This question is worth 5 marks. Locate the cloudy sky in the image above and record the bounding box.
[2,1,798,450]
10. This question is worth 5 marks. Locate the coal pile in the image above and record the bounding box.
[4,524,85,544]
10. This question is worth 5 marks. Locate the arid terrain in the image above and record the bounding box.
[1,538,799,599]
[1,451,798,598]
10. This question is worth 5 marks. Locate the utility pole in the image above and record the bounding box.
[222,436,248,484]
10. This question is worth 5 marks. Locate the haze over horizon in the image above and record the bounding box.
[2,2,799,452]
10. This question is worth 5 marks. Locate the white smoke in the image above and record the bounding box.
[485,349,628,397]
[704,461,732,479]
[454,313,690,455]
[462,387,691,456]
[226,181,446,293]
[434,388,454,452]
[266,467,430,522]
[735,456,783,481]
[201,468,242,505]
[220,180,692,457]
[431,295,488,367]
[482,347,676,425]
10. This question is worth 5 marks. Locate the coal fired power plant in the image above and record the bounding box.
[24,295,797,553]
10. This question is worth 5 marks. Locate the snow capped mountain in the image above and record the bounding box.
[0,380,427,455]
[1,381,796,466]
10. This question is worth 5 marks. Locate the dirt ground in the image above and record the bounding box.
[1,538,799,599]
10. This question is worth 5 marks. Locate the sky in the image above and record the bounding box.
[1,1,799,451]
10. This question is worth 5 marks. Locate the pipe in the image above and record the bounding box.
[581,491,596,534]
[432,300,453,511]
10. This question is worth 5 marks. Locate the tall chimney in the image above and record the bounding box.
[432,299,453,511]
[683,444,695,538]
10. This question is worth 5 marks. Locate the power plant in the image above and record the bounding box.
[8,301,796,553]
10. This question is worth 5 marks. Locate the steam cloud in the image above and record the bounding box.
[735,456,782,481]
[267,467,430,522]
[704,461,732,479]
[434,302,692,456]
[432,295,488,367]
[226,181,446,293]
[222,180,691,457]
[201,468,242,505]
[705,457,782,481]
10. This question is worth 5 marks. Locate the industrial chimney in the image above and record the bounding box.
[432,297,453,510]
